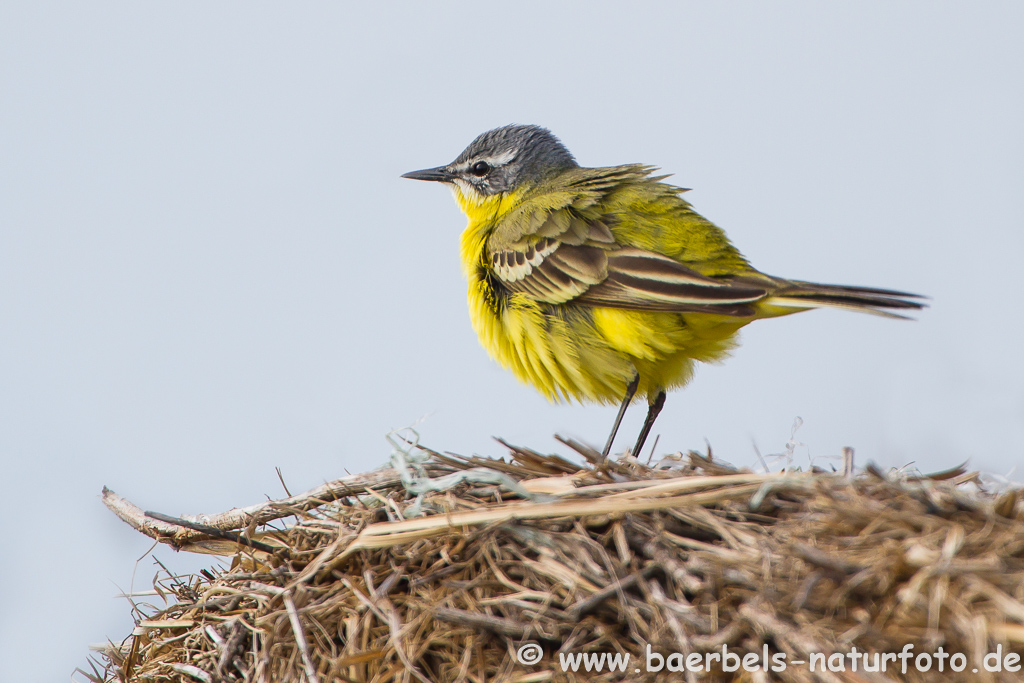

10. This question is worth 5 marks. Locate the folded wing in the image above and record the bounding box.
[490,228,767,316]
[577,248,767,314]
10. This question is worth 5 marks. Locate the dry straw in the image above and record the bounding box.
[86,435,1024,682]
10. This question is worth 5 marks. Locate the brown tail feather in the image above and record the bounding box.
[767,281,928,319]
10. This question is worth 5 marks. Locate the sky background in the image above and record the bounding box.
[2,2,1023,680]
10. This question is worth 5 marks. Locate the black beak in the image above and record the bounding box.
[401,165,453,182]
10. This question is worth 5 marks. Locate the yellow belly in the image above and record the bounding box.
[467,279,749,404]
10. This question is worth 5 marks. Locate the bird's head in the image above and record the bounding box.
[402,124,578,216]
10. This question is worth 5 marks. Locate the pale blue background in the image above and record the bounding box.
[2,3,1022,680]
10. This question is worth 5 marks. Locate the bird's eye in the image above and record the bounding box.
[470,161,490,177]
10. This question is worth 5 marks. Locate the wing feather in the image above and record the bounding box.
[583,219,616,244]
[606,249,733,287]
[545,248,607,285]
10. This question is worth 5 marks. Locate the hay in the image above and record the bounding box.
[87,436,1024,683]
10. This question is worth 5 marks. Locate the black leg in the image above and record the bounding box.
[602,373,639,458]
[632,390,666,458]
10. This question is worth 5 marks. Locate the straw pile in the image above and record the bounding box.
[88,435,1024,683]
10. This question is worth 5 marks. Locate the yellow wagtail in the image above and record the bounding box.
[403,125,925,458]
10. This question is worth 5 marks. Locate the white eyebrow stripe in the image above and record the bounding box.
[482,150,516,166]
[452,149,517,172]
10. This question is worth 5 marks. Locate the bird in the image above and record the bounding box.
[402,124,925,460]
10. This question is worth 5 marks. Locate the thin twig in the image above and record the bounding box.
[144,511,279,554]
[433,608,558,640]
[564,565,657,621]
[283,592,321,683]
[101,465,440,546]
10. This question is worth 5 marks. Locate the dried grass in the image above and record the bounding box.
[86,436,1024,683]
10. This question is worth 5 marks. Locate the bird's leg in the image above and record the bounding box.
[632,390,667,458]
[602,373,639,459]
